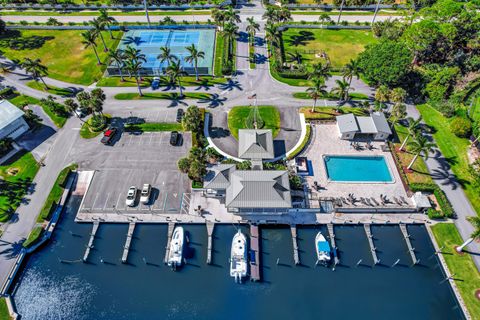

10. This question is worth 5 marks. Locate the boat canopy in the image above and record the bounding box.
[317,241,331,253]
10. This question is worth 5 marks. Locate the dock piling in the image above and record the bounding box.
[327,223,340,266]
[249,224,261,282]
[164,222,175,264]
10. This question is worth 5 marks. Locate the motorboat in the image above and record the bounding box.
[230,230,248,283]
[167,226,184,270]
[315,231,331,265]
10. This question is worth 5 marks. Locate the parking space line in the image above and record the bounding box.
[91,193,100,210]
[156,111,162,122]
[115,193,123,211]
[149,134,154,145]
[103,193,110,211]
[164,113,169,122]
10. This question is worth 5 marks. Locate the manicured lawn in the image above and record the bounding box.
[8,93,39,108]
[228,106,281,140]
[124,122,183,132]
[287,124,311,160]
[290,10,403,15]
[114,92,212,100]
[300,106,367,120]
[26,80,73,96]
[293,91,369,100]
[431,223,480,319]
[0,152,39,222]
[8,93,68,128]
[282,28,377,70]
[0,297,9,320]
[214,32,225,77]
[0,10,211,16]
[96,76,226,87]
[0,29,121,85]
[417,104,480,215]
[471,92,480,123]
[22,225,44,248]
[79,114,111,139]
[249,41,255,70]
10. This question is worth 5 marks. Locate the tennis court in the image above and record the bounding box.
[107,28,216,76]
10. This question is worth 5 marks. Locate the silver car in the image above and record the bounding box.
[140,184,151,204]
[125,186,137,207]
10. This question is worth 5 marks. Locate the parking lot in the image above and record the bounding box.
[78,131,191,215]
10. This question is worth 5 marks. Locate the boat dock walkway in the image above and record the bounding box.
[290,225,300,265]
[327,223,340,266]
[206,221,215,264]
[83,221,99,262]
[164,222,175,264]
[121,222,136,263]
[364,224,380,265]
[399,224,419,265]
[250,225,261,282]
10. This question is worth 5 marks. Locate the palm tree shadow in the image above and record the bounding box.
[195,79,213,91]
[197,94,227,108]
[218,80,242,92]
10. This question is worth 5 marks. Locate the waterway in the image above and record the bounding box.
[11,195,464,319]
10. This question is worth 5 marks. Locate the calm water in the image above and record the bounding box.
[12,195,464,320]
[324,155,393,182]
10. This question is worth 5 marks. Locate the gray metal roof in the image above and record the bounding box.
[356,117,377,134]
[237,129,274,160]
[0,100,24,131]
[371,112,392,135]
[336,114,358,133]
[203,164,236,189]
[225,170,292,208]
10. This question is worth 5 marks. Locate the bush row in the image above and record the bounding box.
[410,183,455,218]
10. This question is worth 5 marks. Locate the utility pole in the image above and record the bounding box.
[372,0,382,25]
[144,0,151,28]
[337,0,345,24]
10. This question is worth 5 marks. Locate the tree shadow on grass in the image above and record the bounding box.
[285,31,314,47]
[0,30,54,50]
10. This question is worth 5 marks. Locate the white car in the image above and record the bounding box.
[140,184,151,204]
[125,186,137,207]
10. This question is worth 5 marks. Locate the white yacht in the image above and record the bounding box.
[167,226,184,270]
[315,231,331,265]
[230,230,248,283]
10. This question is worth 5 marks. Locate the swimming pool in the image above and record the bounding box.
[323,155,393,183]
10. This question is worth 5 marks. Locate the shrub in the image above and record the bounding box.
[432,100,455,118]
[449,117,472,138]
[409,183,454,218]
[427,208,444,219]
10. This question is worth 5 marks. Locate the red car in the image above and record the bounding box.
[101,128,117,145]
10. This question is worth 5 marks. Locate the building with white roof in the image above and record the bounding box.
[0,100,29,140]
[336,112,392,141]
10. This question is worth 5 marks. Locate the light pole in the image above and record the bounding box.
[143,0,151,28]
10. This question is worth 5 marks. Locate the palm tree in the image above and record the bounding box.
[125,59,144,96]
[91,18,108,52]
[64,98,86,123]
[278,7,292,23]
[166,61,187,98]
[407,134,436,170]
[307,78,327,112]
[342,59,361,87]
[287,51,303,65]
[456,217,480,253]
[123,45,146,77]
[222,22,238,58]
[262,6,278,23]
[81,30,101,65]
[389,103,407,126]
[331,79,351,101]
[246,17,260,45]
[98,9,117,39]
[185,44,205,81]
[265,23,281,48]
[224,7,241,24]
[399,116,422,151]
[108,49,125,81]
[309,61,331,80]
[157,46,177,72]
[21,58,49,89]
[211,8,226,30]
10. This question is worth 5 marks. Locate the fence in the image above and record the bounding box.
[0,1,229,10]
[6,23,216,30]
[277,24,371,31]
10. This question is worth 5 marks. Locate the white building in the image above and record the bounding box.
[336,112,392,140]
[0,100,29,140]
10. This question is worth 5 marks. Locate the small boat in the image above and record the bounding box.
[167,226,184,270]
[315,232,331,265]
[230,230,248,283]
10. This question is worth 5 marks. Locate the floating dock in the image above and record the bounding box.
[83,221,99,262]
[399,224,419,265]
[290,225,300,265]
[164,222,175,264]
[206,221,215,264]
[364,224,380,265]
[327,223,340,266]
[250,225,261,282]
[121,222,136,263]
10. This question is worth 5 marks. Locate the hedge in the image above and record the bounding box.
[410,183,455,218]
[287,124,311,160]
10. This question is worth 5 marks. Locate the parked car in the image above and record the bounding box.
[151,77,161,90]
[101,127,117,145]
[140,184,151,204]
[170,131,179,146]
[125,186,137,207]
[75,108,87,118]
[176,109,184,123]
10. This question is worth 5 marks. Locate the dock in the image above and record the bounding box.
[364,224,380,265]
[327,223,340,266]
[206,221,215,264]
[290,225,300,265]
[83,221,99,262]
[249,224,261,282]
[164,222,175,264]
[399,224,419,265]
[121,222,136,263]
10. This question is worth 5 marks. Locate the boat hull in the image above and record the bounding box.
[230,230,248,282]
[167,227,184,269]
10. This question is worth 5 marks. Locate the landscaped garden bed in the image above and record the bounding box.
[114,92,212,100]
[299,106,367,121]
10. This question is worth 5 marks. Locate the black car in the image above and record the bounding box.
[176,109,184,123]
[170,131,179,146]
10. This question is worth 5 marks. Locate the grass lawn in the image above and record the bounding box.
[290,10,403,15]
[282,28,377,70]
[0,152,39,222]
[0,297,9,320]
[22,225,44,248]
[417,104,480,215]
[96,76,227,87]
[26,80,73,96]
[293,91,369,100]
[0,10,210,16]
[214,32,225,77]
[114,92,212,100]
[8,93,68,128]
[300,106,367,120]
[79,114,111,139]
[228,106,281,140]
[470,92,480,123]
[0,29,121,85]
[249,41,255,70]
[431,223,480,319]
[124,122,183,132]
[8,93,39,108]
[287,124,311,160]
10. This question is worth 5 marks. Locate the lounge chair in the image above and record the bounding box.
[370,198,380,206]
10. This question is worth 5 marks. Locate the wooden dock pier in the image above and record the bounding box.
[327,223,340,266]
[121,222,136,263]
[83,222,99,262]
[206,221,215,264]
[164,222,175,264]
[250,225,261,282]
[364,224,380,265]
[399,224,419,265]
[290,225,300,265]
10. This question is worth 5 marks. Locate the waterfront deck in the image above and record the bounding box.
[250,225,261,282]
[83,222,99,262]
[327,223,340,266]
[290,225,300,265]
[400,224,419,265]
[121,222,136,263]
[206,221,215,264]
[364,224,380,265]
[164,222,175,264]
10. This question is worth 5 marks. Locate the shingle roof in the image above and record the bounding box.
[0,100,24,131]
[238,129,274,160]
[203,164,236,189]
